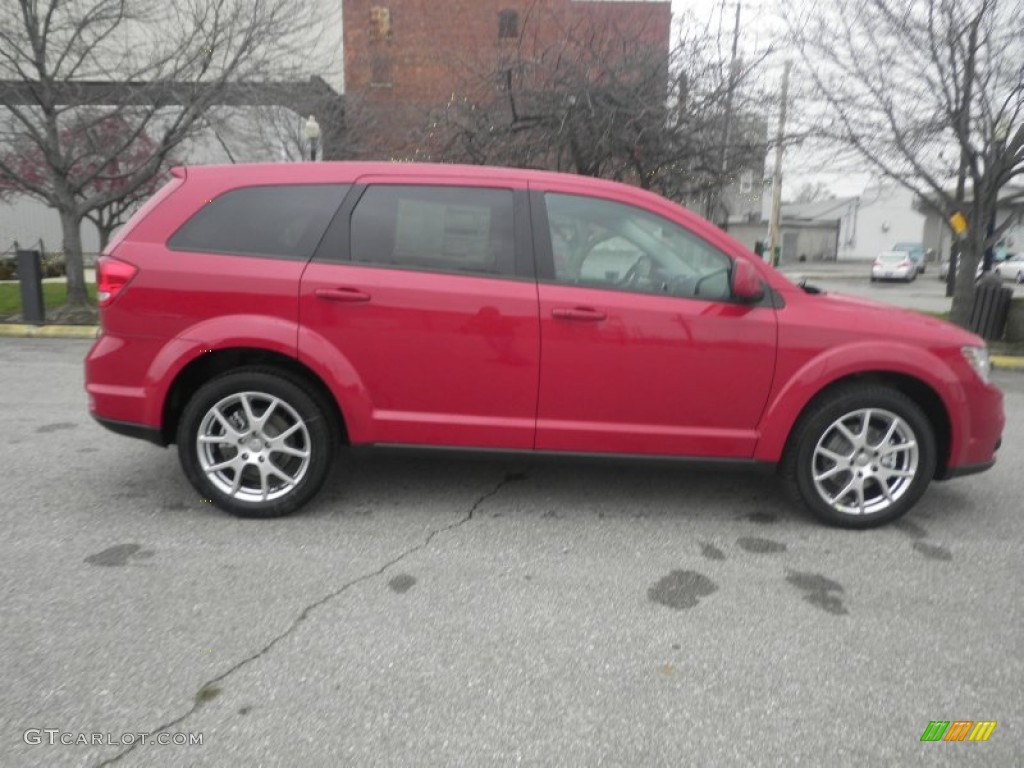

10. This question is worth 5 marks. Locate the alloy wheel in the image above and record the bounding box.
[810,407,919,516]
[196,391,312,503]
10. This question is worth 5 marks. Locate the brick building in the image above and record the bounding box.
[342,0,672,158]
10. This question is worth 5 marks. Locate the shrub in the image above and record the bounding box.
[41,257,67,278]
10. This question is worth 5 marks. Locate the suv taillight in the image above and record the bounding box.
[96,256,138,307]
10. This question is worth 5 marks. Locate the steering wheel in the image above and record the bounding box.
[662,274,696,296]
[619,255,653,288]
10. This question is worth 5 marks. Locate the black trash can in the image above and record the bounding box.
[968,278,1013,340]
[16,249,45,325]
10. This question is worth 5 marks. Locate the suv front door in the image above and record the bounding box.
[532,188,777,458]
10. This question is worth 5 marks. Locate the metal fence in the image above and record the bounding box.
[0,239,66,281]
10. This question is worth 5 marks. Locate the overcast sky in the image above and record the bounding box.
[669,0,872,197]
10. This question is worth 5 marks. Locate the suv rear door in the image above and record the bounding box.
[298,177,540,449]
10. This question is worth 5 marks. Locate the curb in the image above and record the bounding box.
[991,355,1024,371]
[0,324,99,339]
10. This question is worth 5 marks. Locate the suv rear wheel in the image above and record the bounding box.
[783,385,936,528]
[177,369,335,518]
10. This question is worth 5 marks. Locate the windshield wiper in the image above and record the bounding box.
[798,279,824,295]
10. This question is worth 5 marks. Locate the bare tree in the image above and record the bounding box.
[80,117,176,251]
[0,0,330,320]
[787,0,1024,327]
[201,94,378,165]
[790,181,836,204]
[423,10,771,218]
[0,111,176,251]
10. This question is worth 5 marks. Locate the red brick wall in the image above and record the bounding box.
[343,0,671,158]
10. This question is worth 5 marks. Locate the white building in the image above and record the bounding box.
[1,196,99,257]
[838,181,927,261]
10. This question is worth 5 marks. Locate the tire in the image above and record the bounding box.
[782,385,936,528]
[177,368,336,518]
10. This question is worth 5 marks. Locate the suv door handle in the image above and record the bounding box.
[551,307,606,322]
[315,288,371,303]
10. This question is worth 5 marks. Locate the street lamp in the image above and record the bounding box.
[304,115,320,162]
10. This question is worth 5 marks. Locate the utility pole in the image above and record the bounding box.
[767,59,792,266]
[715,1,742,231]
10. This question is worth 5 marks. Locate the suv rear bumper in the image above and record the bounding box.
[85,332,165,430]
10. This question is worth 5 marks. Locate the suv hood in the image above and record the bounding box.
[813,290,983,347]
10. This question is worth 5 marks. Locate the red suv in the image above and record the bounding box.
[85,163,1004,527]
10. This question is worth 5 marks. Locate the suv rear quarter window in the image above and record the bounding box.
[168,184,350,259]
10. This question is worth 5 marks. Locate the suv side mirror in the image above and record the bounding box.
[732,259,765,303]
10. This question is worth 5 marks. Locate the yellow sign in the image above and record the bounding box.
[949,212,968,235]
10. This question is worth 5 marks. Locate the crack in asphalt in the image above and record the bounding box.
[94,474,516,767]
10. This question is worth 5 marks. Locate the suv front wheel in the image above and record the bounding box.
[784,385,936,528]
[177,368,335,518]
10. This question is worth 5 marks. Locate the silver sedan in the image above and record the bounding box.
[871,251,916,282]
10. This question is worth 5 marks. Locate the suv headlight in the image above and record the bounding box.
[961,345,991,383]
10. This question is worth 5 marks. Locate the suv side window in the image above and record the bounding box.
[351,185,516,277]
[168,184,349,259]
[544,192,733,301]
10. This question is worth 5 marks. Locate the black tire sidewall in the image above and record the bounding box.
[789,387,936,528]
[177,370,335,518]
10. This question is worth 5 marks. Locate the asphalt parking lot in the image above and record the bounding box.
[1,338,1021,767]
[779,265,1024,314]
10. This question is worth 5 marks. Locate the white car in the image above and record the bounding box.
[938,259,981,281]
[871,251,916,282]
[993,254,1024,283]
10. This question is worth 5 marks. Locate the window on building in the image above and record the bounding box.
[370,7,391,42]
[498,10,519,39]
[168,185,350,259]
[351,186,517,277]
[371,56,392,86]
[497,66,514,92]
